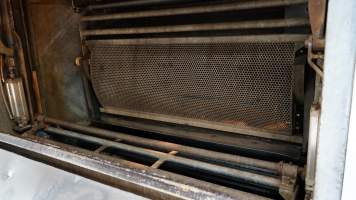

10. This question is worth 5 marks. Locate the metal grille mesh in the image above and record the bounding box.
[89,42,296,133]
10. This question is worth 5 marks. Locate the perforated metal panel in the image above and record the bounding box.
[89,42,296,133]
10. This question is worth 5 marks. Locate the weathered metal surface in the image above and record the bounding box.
[0,92,13,133]
[99,114,304,163]
[308,0,326,44]
[25,1,88,122]
[81,18,309,36]
[45,126,281,188]
[0,148,148,200]
[1,1,310,198]
[82,0,307,21]
[27,0,71,5]
[0,56,14,120]
[0,2,14,132]
[100,107,302,144]
[0,40,13,56]
[89,40,300,137]
[87,0,181,10]
[44,117,290,175]
[31,71,43,115]
[0,132,270,200]
[81,0,309,140]
[43,117,303,199]
[306,40,324,78]
[0,0,14,47]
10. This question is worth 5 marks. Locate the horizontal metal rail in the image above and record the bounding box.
[81,18,309,36]
[87,0,180,10]
[99,107,303,143]
[82,0,307,21]
[44,126,281,188]
[44,117,284,173]
[85,34,308,45]
[99,114,303,162]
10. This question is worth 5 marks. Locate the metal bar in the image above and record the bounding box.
[305,105,320,198]
[45,126,281,188]
[308,0,327,40]
[100,114,303,162]
[82,0,307,21]
[0,132,269,200]
[94,138,122,153]
[86,34,308,45]
[81,18,309,36]
[31,71,43,114]
[87,0,180,10]
[44,117,291,173]
[100,107,303,143]
[307,42,324,78]
[151,151,177,169]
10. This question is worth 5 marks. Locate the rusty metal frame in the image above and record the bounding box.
[45,126,282,188]
[79,0,310,143]
[98,114,304,163]
[44,117,297,175]
[41,117,300,199]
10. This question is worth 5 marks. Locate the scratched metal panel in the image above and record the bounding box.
[0,149,148,200]
[26,1,88,122]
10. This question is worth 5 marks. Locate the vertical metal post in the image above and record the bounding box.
[313,0,356,199]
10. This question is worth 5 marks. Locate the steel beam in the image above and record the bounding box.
[82,0,307,21]
[85,34,308,45]
[81,18,309,36]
